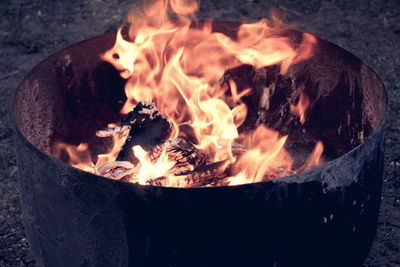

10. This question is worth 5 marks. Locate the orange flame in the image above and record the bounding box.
[296,141,324,173]
[290,91,310,124]
[55,0,322,187]
[228,125,293,185]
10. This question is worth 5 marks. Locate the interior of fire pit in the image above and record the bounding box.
[13,22,387,180]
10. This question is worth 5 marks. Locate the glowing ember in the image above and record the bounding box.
[55,0,324,187]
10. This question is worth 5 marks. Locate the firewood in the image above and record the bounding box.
[182,160,231,187]
[95,101,248,186]
[145,160,231,187]
[115,102,172,162]
[149,137,206,167]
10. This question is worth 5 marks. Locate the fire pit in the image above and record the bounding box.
[13,4,387,267]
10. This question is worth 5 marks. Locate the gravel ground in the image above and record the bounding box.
[0,0,399,266]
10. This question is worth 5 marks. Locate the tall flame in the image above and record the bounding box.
[228,125,293,185]
[56,0,323,187]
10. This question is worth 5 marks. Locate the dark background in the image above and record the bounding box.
[0,0,399,266]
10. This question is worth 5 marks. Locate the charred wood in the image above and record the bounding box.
[149,137,206,167]
[95,101,249,186]
[115,102,172,162]
[183,160,232,187]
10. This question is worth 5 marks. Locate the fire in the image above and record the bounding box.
[56,0,324,187]
[54,142,95,173]
[132,145,176,184]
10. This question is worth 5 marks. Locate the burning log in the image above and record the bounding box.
[96,102,172,162]
[96,161,137,180]
[95,104,210,182]
[94,101,249,185]
[149,137,206,168]
[181,160,232,187]
[95,137,206,181]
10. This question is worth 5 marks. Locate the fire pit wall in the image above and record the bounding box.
[13,23,387,267]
